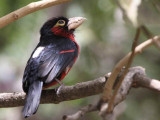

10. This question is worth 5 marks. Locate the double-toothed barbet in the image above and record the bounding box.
[22,16,86,118]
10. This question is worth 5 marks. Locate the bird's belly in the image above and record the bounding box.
[42,70,68,89]
[43,79,62,89]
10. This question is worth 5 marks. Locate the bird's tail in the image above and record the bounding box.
[22,81,43,118]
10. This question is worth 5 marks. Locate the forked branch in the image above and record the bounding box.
[63,66,160,120]
[102,35,160,103]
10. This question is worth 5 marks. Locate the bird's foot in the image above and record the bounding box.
[56,84,65,95]
[55,79,65,95]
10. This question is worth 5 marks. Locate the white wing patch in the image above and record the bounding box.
[32,47,45,58]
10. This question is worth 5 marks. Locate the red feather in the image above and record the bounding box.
[51,27,80,54]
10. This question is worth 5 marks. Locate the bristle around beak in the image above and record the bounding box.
[68,17,86,30]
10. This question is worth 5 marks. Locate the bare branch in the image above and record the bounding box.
[63,104,98,120]
[99,67,145,119]
[102,35,160,102]
[100,67,160,119]
[0,0,71,28]
[55,67,160,120]
[134,74,160,92]
[100,103,126,120]
[0,77,106,108]
[106,28,141,112]
[0,66,160,120]
[141,26,160,49]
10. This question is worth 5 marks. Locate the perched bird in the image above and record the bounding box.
[22,16,86,118]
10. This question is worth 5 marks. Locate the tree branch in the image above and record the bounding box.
[63,104,98,120]
[0,66,160,119]
[0,77,106,108]
[0,0,71,29]
[61,66,160,120]
[106,28,141,112]
[133,74,160,92]
[141,26,160,49]
[102,35,160,102]
[0,66,160,109]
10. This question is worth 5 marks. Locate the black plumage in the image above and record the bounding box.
[22,17,80,118]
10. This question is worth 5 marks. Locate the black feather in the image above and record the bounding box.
[22,17,78,118]
[22,81,43,118]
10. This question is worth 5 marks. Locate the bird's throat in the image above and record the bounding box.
[51,27,79,53]
[51,27,75,41]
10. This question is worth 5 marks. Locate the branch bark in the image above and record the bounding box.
[0,77,106,108]
[0,0,71,28]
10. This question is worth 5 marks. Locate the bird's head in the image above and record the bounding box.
[40,16,86,40]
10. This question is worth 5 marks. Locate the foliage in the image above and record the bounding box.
[0,0,160,120]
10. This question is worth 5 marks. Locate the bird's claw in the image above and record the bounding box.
[56,84,65,96]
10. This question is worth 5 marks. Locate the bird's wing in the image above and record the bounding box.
[37,45,77,83]
[23,39,78,91]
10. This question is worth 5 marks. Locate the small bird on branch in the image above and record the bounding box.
[22,16,86,118]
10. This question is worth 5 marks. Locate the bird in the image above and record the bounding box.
[22,16,86,118]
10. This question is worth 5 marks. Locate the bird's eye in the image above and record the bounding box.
[58,20,65,24]
[56,20,65,26]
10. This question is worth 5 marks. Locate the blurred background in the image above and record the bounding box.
[0,0,160,120]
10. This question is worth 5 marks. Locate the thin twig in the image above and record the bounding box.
[141,26,160,49]
[106,28,141,112]
[141,26,153,38]
[0,0,71,28]
[63,104,98,120]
